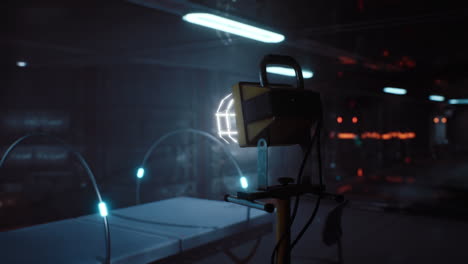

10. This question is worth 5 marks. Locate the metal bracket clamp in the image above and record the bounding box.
[257,138,268,190]
[224,195,275,213]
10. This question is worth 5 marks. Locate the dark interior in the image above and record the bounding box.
[2,1,468,263]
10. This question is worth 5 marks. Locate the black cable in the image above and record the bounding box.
[291,125,323,250]
[270,121,321,264]
[0,133,111,264]
[291,196,321,249]
[317,121,323,187]
[291,123,321,220]
[224,238,262,264]
[290,122,322,224]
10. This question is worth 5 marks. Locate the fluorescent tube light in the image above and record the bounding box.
[448,99,468,104]
[383,87,407,95]
[16,61,27,67]
[183,13,285,43]
[429,95,445,102]
[267,66,314,78]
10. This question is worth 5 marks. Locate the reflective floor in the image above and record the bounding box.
[195,198,468,264]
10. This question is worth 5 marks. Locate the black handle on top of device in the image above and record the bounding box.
[259,54,304,90]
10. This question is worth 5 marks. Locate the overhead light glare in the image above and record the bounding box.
[182,13,285,43]
[266,66,313,78]
[16,61,27,67]
[429,95,445,102]
[448,99,468,105]
[383,87,407,95]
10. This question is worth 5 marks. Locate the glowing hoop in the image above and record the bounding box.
[215,93,238,144]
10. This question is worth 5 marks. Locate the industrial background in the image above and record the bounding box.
[2,1,468,263]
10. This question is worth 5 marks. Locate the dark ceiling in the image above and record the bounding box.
[3,0,468,98]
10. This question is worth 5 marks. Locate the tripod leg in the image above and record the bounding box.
[337,238,343,264]
[276,198,291,264]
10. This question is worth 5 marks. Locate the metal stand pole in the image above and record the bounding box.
[276,198,291,264]
[337,238,343,264]
[136,180,141,205]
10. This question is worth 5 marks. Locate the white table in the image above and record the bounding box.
[0,197,273,264]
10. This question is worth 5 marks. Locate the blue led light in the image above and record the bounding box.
[429,95,445,102]
[136,167,145,179]
[16,61,27,67]
[98,202,108,217]
[448,99,468,105]
[240,176,249,189]
[266,66,314,79]
[383,87,407,95]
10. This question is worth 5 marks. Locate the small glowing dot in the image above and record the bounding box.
[98,202,108,217]
[441,117,447,123]
[337,116,343,124]
[433,117,439,124]
[352,117,358,124]
[137,167,145,179]
[357,168,364,177]
[16,61,27,67]
[240,176,248,189]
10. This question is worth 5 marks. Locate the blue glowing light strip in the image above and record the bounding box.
[266,66,314,79]
[183,13,285,43]
[383,87,407,95]
[448,99,468,105]
[16,61,27,67]
[429,95,445,102]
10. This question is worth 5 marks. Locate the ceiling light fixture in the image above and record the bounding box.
[383,87,407,95]
[16,61,27,67]
[266,66,313,78]
[448,99,468,105]
[429,95,445,102]
[182,13,285,43]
